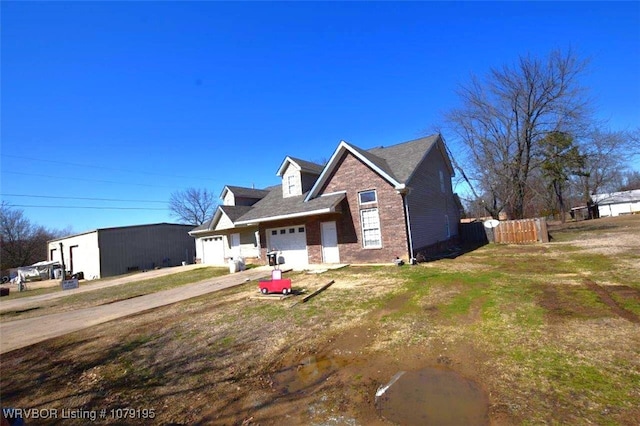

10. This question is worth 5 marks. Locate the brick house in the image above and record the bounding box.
[190,134,461,268]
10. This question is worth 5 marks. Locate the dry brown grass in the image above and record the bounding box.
[1,216,639,425]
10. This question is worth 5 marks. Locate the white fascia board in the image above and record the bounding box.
[235,207,336,226]
[276,156,302,177]
[320,190,347,197]
[219,185,230,201]
[305,141,403,202]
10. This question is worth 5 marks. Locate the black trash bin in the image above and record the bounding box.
[267,251,278,267]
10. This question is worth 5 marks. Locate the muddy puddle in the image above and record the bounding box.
[375,367,489,425]
[272,355,348,394]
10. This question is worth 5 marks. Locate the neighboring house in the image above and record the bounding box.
[48,223,195,279]
[191,134,460,269]
[592,189,640,217]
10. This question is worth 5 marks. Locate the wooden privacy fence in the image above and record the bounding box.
[493,218,549,244]
[460,218,549,244]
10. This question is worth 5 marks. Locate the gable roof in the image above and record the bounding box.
[220,185,270,201]
[276,156,324,176]
[367,134,443,183]
[189,205,254,235]
[234,185,345,225]
[305,134,445,201]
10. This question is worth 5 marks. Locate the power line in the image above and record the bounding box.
[1,153,217,181]
[8,204,169,211]
[3,171,179,189]
[1,193,167,204]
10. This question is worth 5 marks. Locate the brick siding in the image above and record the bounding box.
[318,152,409,263]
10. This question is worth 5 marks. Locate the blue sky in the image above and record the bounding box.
[2,1,639,234]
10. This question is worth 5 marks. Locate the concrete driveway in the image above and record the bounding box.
[0,267,275,354]
[0,264,211,314]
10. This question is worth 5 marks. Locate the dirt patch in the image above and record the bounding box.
[583,279,640,323]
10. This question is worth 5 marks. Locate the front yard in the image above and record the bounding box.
[1,216,639,425]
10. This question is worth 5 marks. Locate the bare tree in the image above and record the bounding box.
[168,188,218,225]
[577,129,639,200]
[0,202,67,270]
[446,49,590,219]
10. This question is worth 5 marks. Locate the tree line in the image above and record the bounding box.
[0,202,71,273]
[445,49,640,222]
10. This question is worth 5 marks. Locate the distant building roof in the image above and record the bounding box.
[592,189,640,205]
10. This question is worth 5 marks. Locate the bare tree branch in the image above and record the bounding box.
[168,188,218,225]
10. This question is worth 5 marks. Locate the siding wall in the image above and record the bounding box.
[48,232,101,279]
[300,171,319,193]
[217,213,235,230]
[317,152,409,263]
[282,165,302,197]
[406,142,460,252]
[223,192,235,206]
[98,224,195,277]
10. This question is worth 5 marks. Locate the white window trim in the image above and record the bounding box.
[360,208,382,249]
[287,175,296,195]
[358,189,377,206]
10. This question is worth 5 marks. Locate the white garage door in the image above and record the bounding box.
[202,236,225,265]
[267,225,309,268]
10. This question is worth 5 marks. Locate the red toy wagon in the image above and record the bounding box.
[258,269,292,295]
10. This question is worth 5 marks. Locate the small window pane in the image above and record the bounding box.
[271,230,277,236]
[280,229,286,234]
[289,228,295,233]
[298,227,305,233]
[359,190,377,204]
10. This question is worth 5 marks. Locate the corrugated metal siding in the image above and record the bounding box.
[406,144,461,251]
[47,232,101,279]
[98,224,195,277]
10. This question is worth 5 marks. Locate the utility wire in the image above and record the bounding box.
[3,171,179,189]
[1,193,167,204]
[1,153,217,181]
[8,204,169,211]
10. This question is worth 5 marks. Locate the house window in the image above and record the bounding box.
[439,170,445,193]
[358,190,377,205]
[361,208,382,248]
[280,229,286,234]
[271,230,277,236]
[298,227,305,233]
[289,228,295,233]
[287,175,296,195]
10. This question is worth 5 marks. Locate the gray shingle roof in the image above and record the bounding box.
[235,185,344,224]
[287,157,325,175]
[190,219,213,233]
[224,185,270,199]
[367,134,440,183]
[219,205,254,222]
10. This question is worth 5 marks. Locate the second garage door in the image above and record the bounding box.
[267,225,309,268]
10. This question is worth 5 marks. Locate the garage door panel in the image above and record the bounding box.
[203,236,225,265]
[267,225,308,267]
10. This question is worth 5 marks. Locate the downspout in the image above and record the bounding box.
[401,191,415,264]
